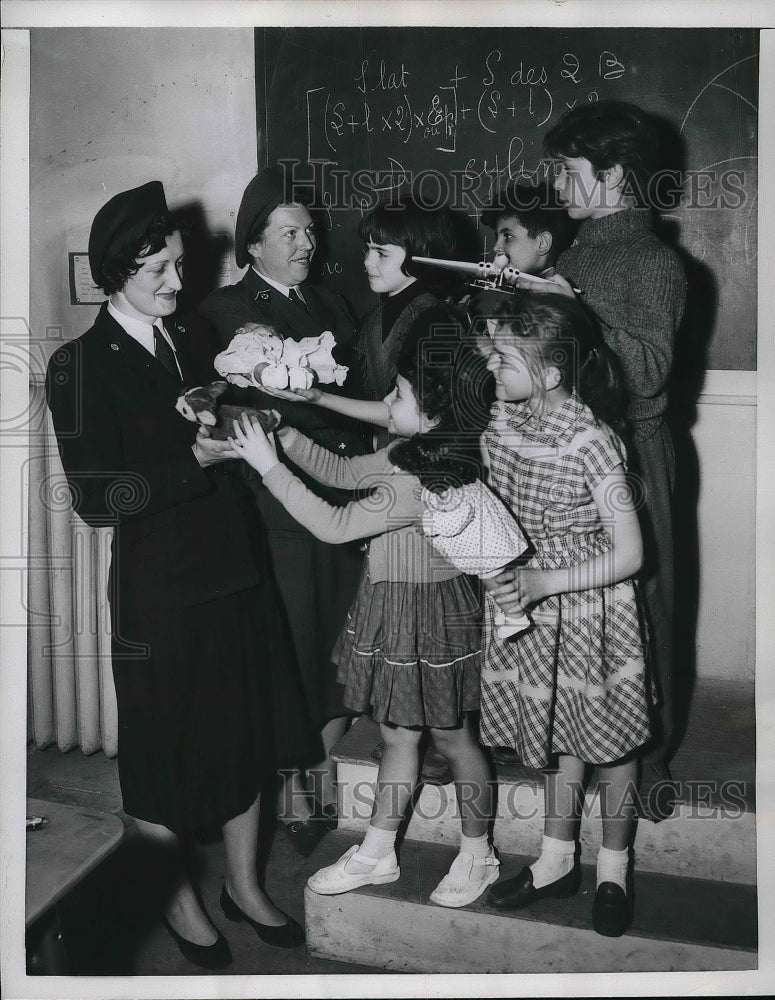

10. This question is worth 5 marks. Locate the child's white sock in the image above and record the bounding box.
[596,845,629,892]
[345,824,398,874]
[459,831,491,860]
[529,834,576,889]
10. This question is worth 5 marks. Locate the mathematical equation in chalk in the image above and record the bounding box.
[304,48,626,159]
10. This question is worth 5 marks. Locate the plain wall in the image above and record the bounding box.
[30,27,257,365]
[27,27,756,682]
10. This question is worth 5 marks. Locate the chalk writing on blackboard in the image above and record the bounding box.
[304,46,624,163]
[262,27,758,368]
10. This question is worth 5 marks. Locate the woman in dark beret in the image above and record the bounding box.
[46,181,313,968]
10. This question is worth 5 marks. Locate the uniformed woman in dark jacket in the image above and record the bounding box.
[46,181,312,968]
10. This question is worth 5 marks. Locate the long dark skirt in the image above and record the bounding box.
[629,422,676,760]
[257,486,365,729]
[111,584,320,835]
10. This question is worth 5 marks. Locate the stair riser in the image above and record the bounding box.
[305,888,755,973]
[336,762,756,885]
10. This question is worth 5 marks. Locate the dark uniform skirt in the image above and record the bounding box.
[111,583,320,835]
[256,485,364,729]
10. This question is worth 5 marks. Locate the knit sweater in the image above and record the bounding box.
[358,285,440,450]
[262,427,460,584]
[557,209,686,441]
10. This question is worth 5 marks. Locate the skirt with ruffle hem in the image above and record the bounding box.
[332,570,482,728]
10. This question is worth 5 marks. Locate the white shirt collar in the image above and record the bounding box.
[251,266,301,298]
[107,299,177,355]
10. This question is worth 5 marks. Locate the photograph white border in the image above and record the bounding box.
[2,2,773,997]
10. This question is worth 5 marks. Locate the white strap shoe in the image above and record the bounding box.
[429,848,500,908]
[307,845,400,895]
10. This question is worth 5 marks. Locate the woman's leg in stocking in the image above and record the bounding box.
[133,817,217,945]
[222,792,287,926]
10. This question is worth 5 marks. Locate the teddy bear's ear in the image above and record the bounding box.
[209,380,229,398]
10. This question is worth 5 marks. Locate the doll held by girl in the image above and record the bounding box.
[230,307,500,908]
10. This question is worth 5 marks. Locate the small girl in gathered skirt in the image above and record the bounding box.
[231,306,500,908]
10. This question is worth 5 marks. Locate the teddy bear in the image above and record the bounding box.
[175,380,281,440]
[213,323,348,391]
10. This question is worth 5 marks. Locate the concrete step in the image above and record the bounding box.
[301,831,757,974]
[332,716,756,885]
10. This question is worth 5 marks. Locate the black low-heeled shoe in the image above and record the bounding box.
[313,799,339,832]
[219,886,305,948]
[592,881,632,937]
[486,863,581,911]
[161,917,233,970]
[282,817,326,857]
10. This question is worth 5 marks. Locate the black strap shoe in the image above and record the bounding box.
[592,881,632,937]
[161,917,232,970]
[486,863,581,910]
[220,885,305,948]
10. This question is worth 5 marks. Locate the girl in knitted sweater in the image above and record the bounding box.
[230,307,500,908]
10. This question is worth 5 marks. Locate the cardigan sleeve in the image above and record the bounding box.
[261,460,421,544]
[279,426,396,491]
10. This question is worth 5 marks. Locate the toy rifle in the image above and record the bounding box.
[412,255,581,295]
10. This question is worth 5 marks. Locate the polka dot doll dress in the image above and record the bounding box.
[478,395,652,769]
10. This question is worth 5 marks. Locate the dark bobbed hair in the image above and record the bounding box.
[544,100,659,203]
[492,293,627,429]
[481,180,572,261]
[99,214,178,294]
[388,305,496,492]
[357,199,457,282]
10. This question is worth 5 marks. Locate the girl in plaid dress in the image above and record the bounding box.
[479,295,651,938]
[230,309,502,909]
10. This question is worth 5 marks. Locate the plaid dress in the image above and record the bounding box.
[479,395,651,768]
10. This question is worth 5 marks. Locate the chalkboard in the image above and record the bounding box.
[256,27,758,371]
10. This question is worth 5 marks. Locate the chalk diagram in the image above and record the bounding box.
[677,54,758,269]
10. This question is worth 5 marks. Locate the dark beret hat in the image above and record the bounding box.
[88,180,168,284]
[234,166,290,269]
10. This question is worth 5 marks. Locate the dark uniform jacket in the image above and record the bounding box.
[45,304,265,612]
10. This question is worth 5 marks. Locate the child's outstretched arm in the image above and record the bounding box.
[487,466,642,615]
[229,414,420,544]
[229,412,281,476]
[229,413,392,491]
[260,384,390,428]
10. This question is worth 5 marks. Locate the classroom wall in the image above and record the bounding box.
[689,376,756,681]
[28,28,756,683]
[30,27,257,362]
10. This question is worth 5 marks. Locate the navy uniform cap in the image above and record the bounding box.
[234,166,291,269]
[88,181,168,284]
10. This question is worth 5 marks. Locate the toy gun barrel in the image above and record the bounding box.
[412,255,581,293]
[412,255,486,276]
